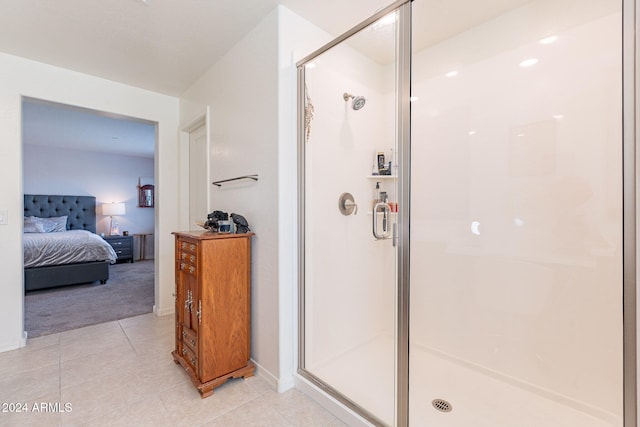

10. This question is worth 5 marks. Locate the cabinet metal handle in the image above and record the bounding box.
[180,263,186,270]
[197,300,202,324]
[182,348,187,355]
[181,242,187,249]
[190,255,195,263]
[190,339,196,346]
[189,266,195,274]
[185,290,192,311]
[181,252,187,259]
[189,244,196,251]
[182,331,186,338]
[190,357,196,366]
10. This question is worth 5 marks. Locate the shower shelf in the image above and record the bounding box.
[366,175,396,179]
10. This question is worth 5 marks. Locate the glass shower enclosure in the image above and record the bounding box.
[297,0,632,426]
[297,3,404,424]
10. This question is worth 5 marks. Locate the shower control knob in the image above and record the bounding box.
[338,192,358,216]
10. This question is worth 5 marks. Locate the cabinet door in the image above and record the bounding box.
[199,237,251,382]
[175,257,184,352]
[180,270,198,331]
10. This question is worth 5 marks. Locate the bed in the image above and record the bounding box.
[23,195,117,291]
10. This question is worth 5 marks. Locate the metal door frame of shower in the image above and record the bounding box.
[296,0,412,425]
[296,0,637,426]
[622,0,637,425]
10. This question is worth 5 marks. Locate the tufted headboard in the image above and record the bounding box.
[24,195,97,233]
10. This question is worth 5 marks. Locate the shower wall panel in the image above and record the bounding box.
[304,38,396,370]
[410,0,622,421]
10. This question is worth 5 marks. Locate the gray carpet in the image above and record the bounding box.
[25,260,154,338]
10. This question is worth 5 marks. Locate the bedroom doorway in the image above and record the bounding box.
[21,97,158,337]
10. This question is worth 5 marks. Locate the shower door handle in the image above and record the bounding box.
[372,202,391,240]
[392,222,397,247]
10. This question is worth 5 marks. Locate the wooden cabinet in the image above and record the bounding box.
[171,230,255,398]
[103,235,134,263]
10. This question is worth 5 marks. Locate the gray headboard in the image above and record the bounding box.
[24,195,97,233]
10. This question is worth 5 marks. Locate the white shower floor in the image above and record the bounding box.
[310,335,620,427]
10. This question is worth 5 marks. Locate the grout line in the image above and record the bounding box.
[117,320,138,355]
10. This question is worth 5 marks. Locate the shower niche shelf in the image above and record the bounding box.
[366,175,396,179]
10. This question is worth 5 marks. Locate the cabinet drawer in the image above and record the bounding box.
[182,345,197,371]
[179,251,197,264]
[178,261,197,275]
[113,248,132,258]
[182,326,197,352]
[179,240,198,254]
[107,238,132,249]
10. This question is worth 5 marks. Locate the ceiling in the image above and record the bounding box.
[22,98,157,159]
[7,0,536,158]
[0,0,392,97]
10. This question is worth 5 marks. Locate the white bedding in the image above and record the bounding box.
[24,230,118,268]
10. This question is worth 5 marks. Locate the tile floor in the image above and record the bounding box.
[0,313,346,427]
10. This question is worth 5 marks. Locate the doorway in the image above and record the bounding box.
[21,98,157,337]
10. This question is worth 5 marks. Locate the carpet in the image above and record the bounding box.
[25,260,154,338]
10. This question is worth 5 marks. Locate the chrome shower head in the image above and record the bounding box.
[343,92,366,110]
[352,96,366,110]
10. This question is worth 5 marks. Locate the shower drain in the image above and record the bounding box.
[432,398,453,413]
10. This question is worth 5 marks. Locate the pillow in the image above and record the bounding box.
[23,216,46,233]
[23,216,68,232]
[41,216,68,232]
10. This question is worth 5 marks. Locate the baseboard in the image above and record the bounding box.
[294,374,374,427]
[252,359,295,393]
[153,304,174,317]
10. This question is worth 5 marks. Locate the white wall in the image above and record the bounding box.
[180,6,338,390]
[276,6,335,392]
[180,8,281,385]
[23,144,155,258]
[0,52,179,351]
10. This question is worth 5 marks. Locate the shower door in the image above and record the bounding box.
[298,4,405,426]
[409,0,625,426]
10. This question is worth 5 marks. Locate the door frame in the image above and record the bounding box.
[178,107,211,231]
[296,1,412,425]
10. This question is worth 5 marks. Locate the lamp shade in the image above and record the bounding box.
[102,202,126,216]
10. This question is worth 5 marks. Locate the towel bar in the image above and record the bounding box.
[212,174,259,187]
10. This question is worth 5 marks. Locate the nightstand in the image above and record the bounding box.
[103,235,134,263]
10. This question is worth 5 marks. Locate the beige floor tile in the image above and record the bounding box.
[0,391,64,427]
[25,333,60,351]
[59,333,133,362]
[0,343,59,377]
[0,364,60,403]
[129,331,175,362]
[60,345,139,389]
[262,389,342,427]
[136,356,193,395]
[203,396,290,427]
[244,374,276,396]
[2,314,349,427]
[159,378,260,427]
[60,396,171,427]
[59,320,124,343]
[60,367,149,423]
[119,314,174,344]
